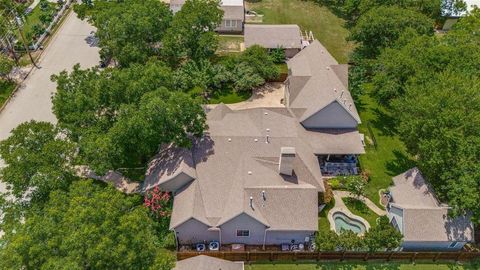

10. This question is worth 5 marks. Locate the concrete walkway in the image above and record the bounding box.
[206,82,285,111]
[334,190,387,216]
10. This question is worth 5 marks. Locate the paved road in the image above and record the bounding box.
[0,11,100,193]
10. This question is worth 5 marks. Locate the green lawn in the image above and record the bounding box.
[356,88,416,208]
[246,262,477,270]
[342,197,381,228]
[318,198,335,232]
[246,0,353,63]
[22,3,57,44]
[208,88,251,104]
[218,35,244,53]
[0,80,16,108]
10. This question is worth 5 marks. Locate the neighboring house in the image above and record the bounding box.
[244,24,303,58]
[174,255,244,270]
[144,40,365,247]
[387,168,474,251]
[442,0,480,30]
[169,0,245,33]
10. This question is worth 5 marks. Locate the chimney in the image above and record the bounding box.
[279,147,296,176]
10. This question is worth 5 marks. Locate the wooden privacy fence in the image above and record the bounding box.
[177,251,480,263]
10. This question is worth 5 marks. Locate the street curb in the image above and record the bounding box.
[0,6,74,115]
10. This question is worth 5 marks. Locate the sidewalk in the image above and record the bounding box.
[334,190,386,216]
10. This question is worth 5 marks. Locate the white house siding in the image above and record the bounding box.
[160,172,194,193]
[401,241,467,251]
[175,218,219,245]
[265,231,315,245]
[301,101,358,129]
[220,213,267,245]
[216,19,243,33]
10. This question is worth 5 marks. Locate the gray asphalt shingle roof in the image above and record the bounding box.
[244,24,302,49]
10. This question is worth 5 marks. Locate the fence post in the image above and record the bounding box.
[270,252,273,261]
[316,252,321,261]
[363,253,369,261]
[433,252,441,262]
[456,252,463,262]
[411,252,417,263]
[293,252,297,262]
[246,251,250,262]
[340,251,346,262]
[387,251,393,261]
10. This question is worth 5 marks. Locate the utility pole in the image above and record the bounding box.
[10,9,39,68]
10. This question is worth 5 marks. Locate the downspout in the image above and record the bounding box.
[173,229,179,251]
[263,229,268,250]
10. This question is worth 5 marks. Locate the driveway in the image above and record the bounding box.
[0,11,100,192]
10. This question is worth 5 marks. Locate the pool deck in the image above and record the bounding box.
[328,191,374,234]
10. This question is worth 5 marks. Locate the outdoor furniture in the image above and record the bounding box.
[208,241,220,251]
[196,243,206,252]
[281,244,290,251]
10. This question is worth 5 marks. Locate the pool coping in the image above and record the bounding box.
[327,192,371,235]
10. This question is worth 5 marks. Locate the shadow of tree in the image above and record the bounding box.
[385,150,416,177]
[370,107,397,137]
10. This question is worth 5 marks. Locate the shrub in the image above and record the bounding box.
[315,230,339,251]
[269,47,285,64]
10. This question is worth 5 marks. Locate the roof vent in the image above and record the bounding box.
[228,138,232,142]
[248,171,252,175]
[334,88,337,92]
[340,90,344,98]
[266,134,270,144]
[326,66,330,70]
[349,103,352,110]
[264,112,268,115]
[254,138,258,142]
[262,190,266,201]
[249,196,254,209]
[266,128,270,132]
[279,147,296,176]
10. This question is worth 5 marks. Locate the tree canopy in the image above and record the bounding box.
[0,180,175,270]
[162,0,223,66]
[350,5,434,58]
[76,0,172,66]
[0,121,77,203]
[51,61,206,173]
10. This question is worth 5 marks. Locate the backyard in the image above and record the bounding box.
[246,262,478,270]
[246,0,353,63]
[342,197,380,228]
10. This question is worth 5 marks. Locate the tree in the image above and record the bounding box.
[364,216,403,251]
[315,230,339,251]
[0,54,13,80]
[238,45,279,81]
[346,176,366,199]
[350,5,433,58]
[0,180,175,270]
[337,230,364,251]
[393,71,480,219]
[162,0,223,65]
[0,121,77,203]
[78,0,172,66]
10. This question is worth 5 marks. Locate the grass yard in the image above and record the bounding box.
[208,88,251,104]
[22,2,57,44]
[356,89,416,207]
[218,35,244,53]
[246,262,477,270]
[342,197,381,228]
[0,80,16,108]
[246,0,353,63]
[318,198,335,232]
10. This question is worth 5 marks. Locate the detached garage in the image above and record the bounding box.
[244,24,303,58]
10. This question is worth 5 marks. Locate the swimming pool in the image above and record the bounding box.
[332,211,366,234]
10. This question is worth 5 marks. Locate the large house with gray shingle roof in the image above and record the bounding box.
[144,41,365,247]
[387,168,474,251]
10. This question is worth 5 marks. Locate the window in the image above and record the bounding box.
[224,20,237,28]
[236,230,250,237]
[390,217,400,231]
[449,242,458,248]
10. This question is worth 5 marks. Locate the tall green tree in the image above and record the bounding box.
[77,0,172,66]
[0,180,175,270]
[350,5,433,58]
[162,0,223,66]
[0,121,77,203]
[364,216,403,251]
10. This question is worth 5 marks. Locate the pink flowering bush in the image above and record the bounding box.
[144,186,171,219]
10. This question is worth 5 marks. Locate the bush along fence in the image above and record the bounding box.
[177,251,480,263]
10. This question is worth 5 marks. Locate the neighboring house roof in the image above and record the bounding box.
[169,0,244,19]
[388,168,474,243]
[147,106,364,232]
[389,167,439,208]
[174,255,244,270]
[244,24,302,49]
[221,0,244,6]
[286,40,361,124]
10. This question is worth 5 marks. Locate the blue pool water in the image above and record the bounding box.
[333,212,366,234]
